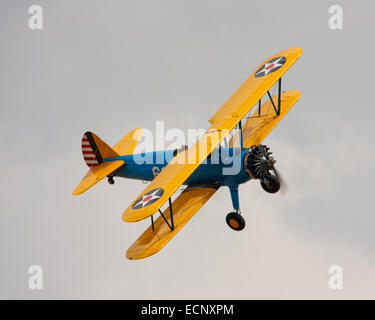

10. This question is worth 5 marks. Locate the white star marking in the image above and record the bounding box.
[255,57,284,77]
[134,189,162,208]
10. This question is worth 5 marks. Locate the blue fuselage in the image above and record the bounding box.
[105,147,251,187]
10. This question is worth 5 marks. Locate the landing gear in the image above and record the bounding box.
[226,211,245,231]
[107,177,115,185]
[226,184,246,231]
[261,174,280,194]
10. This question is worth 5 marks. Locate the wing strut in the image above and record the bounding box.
[277,77,282,114]
[258,98,262,115]
[238,121,244,149]
[151,214,155,231]
[152,197,175,231]
[261,77,282,116]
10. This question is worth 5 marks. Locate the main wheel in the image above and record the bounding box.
[108,177,115,185]
[226,212,246,231]
[260,174,280,194]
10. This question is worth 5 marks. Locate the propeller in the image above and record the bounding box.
[272,165,288,195]
[244,144,288,195]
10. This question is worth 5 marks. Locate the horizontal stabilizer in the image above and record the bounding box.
[73,129,143,195]
[72,160,124,195]
[113,128,143,155]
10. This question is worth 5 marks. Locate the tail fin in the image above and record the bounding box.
[81,132,119,168]
[73,129,143,195]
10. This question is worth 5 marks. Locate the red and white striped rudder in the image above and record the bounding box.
[81,132,103,168]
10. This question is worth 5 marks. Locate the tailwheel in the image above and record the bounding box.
[260,174,280,194]
[107,177,115,185]
[226,212,246,231]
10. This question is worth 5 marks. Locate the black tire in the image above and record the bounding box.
[226,212,246,231]
[260,174,280,194]
[108,177,115,185]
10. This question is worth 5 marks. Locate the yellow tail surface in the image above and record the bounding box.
[72,128,142,195]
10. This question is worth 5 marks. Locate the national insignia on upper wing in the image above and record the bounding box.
[132,188,164,209]
[254,56,286,78]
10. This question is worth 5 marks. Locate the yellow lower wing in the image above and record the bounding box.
[242,90,300,146]
[126,185,219,260]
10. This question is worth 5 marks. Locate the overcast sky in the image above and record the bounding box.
[1,0,375,299]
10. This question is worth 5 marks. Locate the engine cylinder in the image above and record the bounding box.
[243,145,275,179]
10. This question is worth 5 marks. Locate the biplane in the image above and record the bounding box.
[73,47,302,260]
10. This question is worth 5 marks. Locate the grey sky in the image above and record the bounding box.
[1,0,374,299]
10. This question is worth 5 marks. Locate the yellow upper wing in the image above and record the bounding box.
[209,47,302,125]
[122,47,302,222]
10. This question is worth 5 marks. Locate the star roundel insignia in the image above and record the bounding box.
[254,56,286,78]
[132,188,164,210]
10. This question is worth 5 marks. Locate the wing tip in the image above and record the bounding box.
[72,188,83,195]
[122,199,163,223]
[289,46,303,54]
[287,89,301,97]
[122,211,139,223]
[72,185,84,195]
[126,244,161,260]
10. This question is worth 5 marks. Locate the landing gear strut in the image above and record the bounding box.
[226,184,246,231]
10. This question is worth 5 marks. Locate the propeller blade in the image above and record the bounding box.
[273,166,288,195]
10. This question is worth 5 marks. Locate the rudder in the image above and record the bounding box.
[81,132,119,168]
